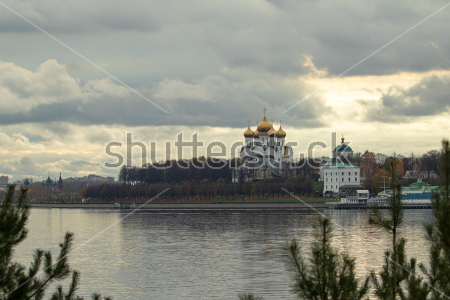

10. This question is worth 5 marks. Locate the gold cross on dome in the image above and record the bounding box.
[279,120,282,126]
[247,119,251,126]
[262,107,267,115]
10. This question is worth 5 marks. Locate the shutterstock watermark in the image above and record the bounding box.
[103,131,350,170]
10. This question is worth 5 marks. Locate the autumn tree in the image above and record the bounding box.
[375,153,388,168]
[420,150,441,174]
[413,160,423,170]
[373,168,389,194]
[350,152,363,166]
[360,150,378,191]
[395,158,404,178]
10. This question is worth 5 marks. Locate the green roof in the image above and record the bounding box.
[334,144,353,152]
[379,186,440,195]
[379,179,441,195]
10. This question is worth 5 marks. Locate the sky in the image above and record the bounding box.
[0,0,450,182]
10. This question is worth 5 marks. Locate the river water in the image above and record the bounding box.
[14,208,434,299]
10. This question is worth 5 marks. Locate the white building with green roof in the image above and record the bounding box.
[323,162,361,195]
[321,135,360,196]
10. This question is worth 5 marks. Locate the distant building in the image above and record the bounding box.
[333,135,354,160]
[319,135,354,181]
[0,176,9,185]
[321,135,361,196]
[232,109,294,182]
[379,178,440,196]
[24,179,30,187]
[13,178,32,187]
[405,169,430,179]
[58,173,64,190]
[85,174,115,184]
[43,174,56,187]
[63,174,115,188]
[430,171,440,179]
[323,163,361,195]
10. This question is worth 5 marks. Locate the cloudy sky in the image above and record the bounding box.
[1,0,450,181]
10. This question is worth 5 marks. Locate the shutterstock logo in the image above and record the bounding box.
[103,131,350,170]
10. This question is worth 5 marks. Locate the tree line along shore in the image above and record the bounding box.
[79,176,319,204]
[11,146,442,204]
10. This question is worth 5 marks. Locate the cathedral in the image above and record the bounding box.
[232,109,294,182]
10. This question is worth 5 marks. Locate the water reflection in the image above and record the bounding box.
[14,209,434,299]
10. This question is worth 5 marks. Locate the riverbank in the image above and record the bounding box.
[30,202,335,211]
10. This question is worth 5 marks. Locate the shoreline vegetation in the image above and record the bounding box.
[40,196,337,205]
[76,177,320,204]
[29,197,339,209]
[29,202,333,210]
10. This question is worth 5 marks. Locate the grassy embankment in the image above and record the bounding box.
[232,181,333,203]
[229,197,338,204]
[197,182,336,204]
[77,181,337,204]
[314,181,324,192]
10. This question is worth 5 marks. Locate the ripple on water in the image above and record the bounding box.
[13,208,434,299]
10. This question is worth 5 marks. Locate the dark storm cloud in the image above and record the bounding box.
[0,90,330,129]
[358,75,450,123]
[0,1,161,34]
[0,57,333,128]
[0,0,449,78]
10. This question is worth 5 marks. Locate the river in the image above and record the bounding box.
[14,208,434,299]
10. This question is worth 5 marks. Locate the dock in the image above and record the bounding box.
[334,203,432,210]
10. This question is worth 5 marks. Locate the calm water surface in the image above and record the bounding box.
[15,209,434,299]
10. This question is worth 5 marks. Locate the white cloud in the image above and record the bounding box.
[0,60,81,112]
[0,132,45,151]
[0,156,43,178]
[152,77,215,101]
[0,60,132,113]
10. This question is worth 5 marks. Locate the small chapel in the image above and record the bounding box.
[232,108,294,182]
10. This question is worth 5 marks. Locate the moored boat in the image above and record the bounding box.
[114,203,131,209]
[335,178,440,209]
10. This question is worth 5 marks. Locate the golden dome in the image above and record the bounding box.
[341,133,345,141]
[257,115,272,132]
[244,126,254,138]
[284,147,290,157]
[277,125,286,138]
[254,128,260,138]
[268,124,277,136]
